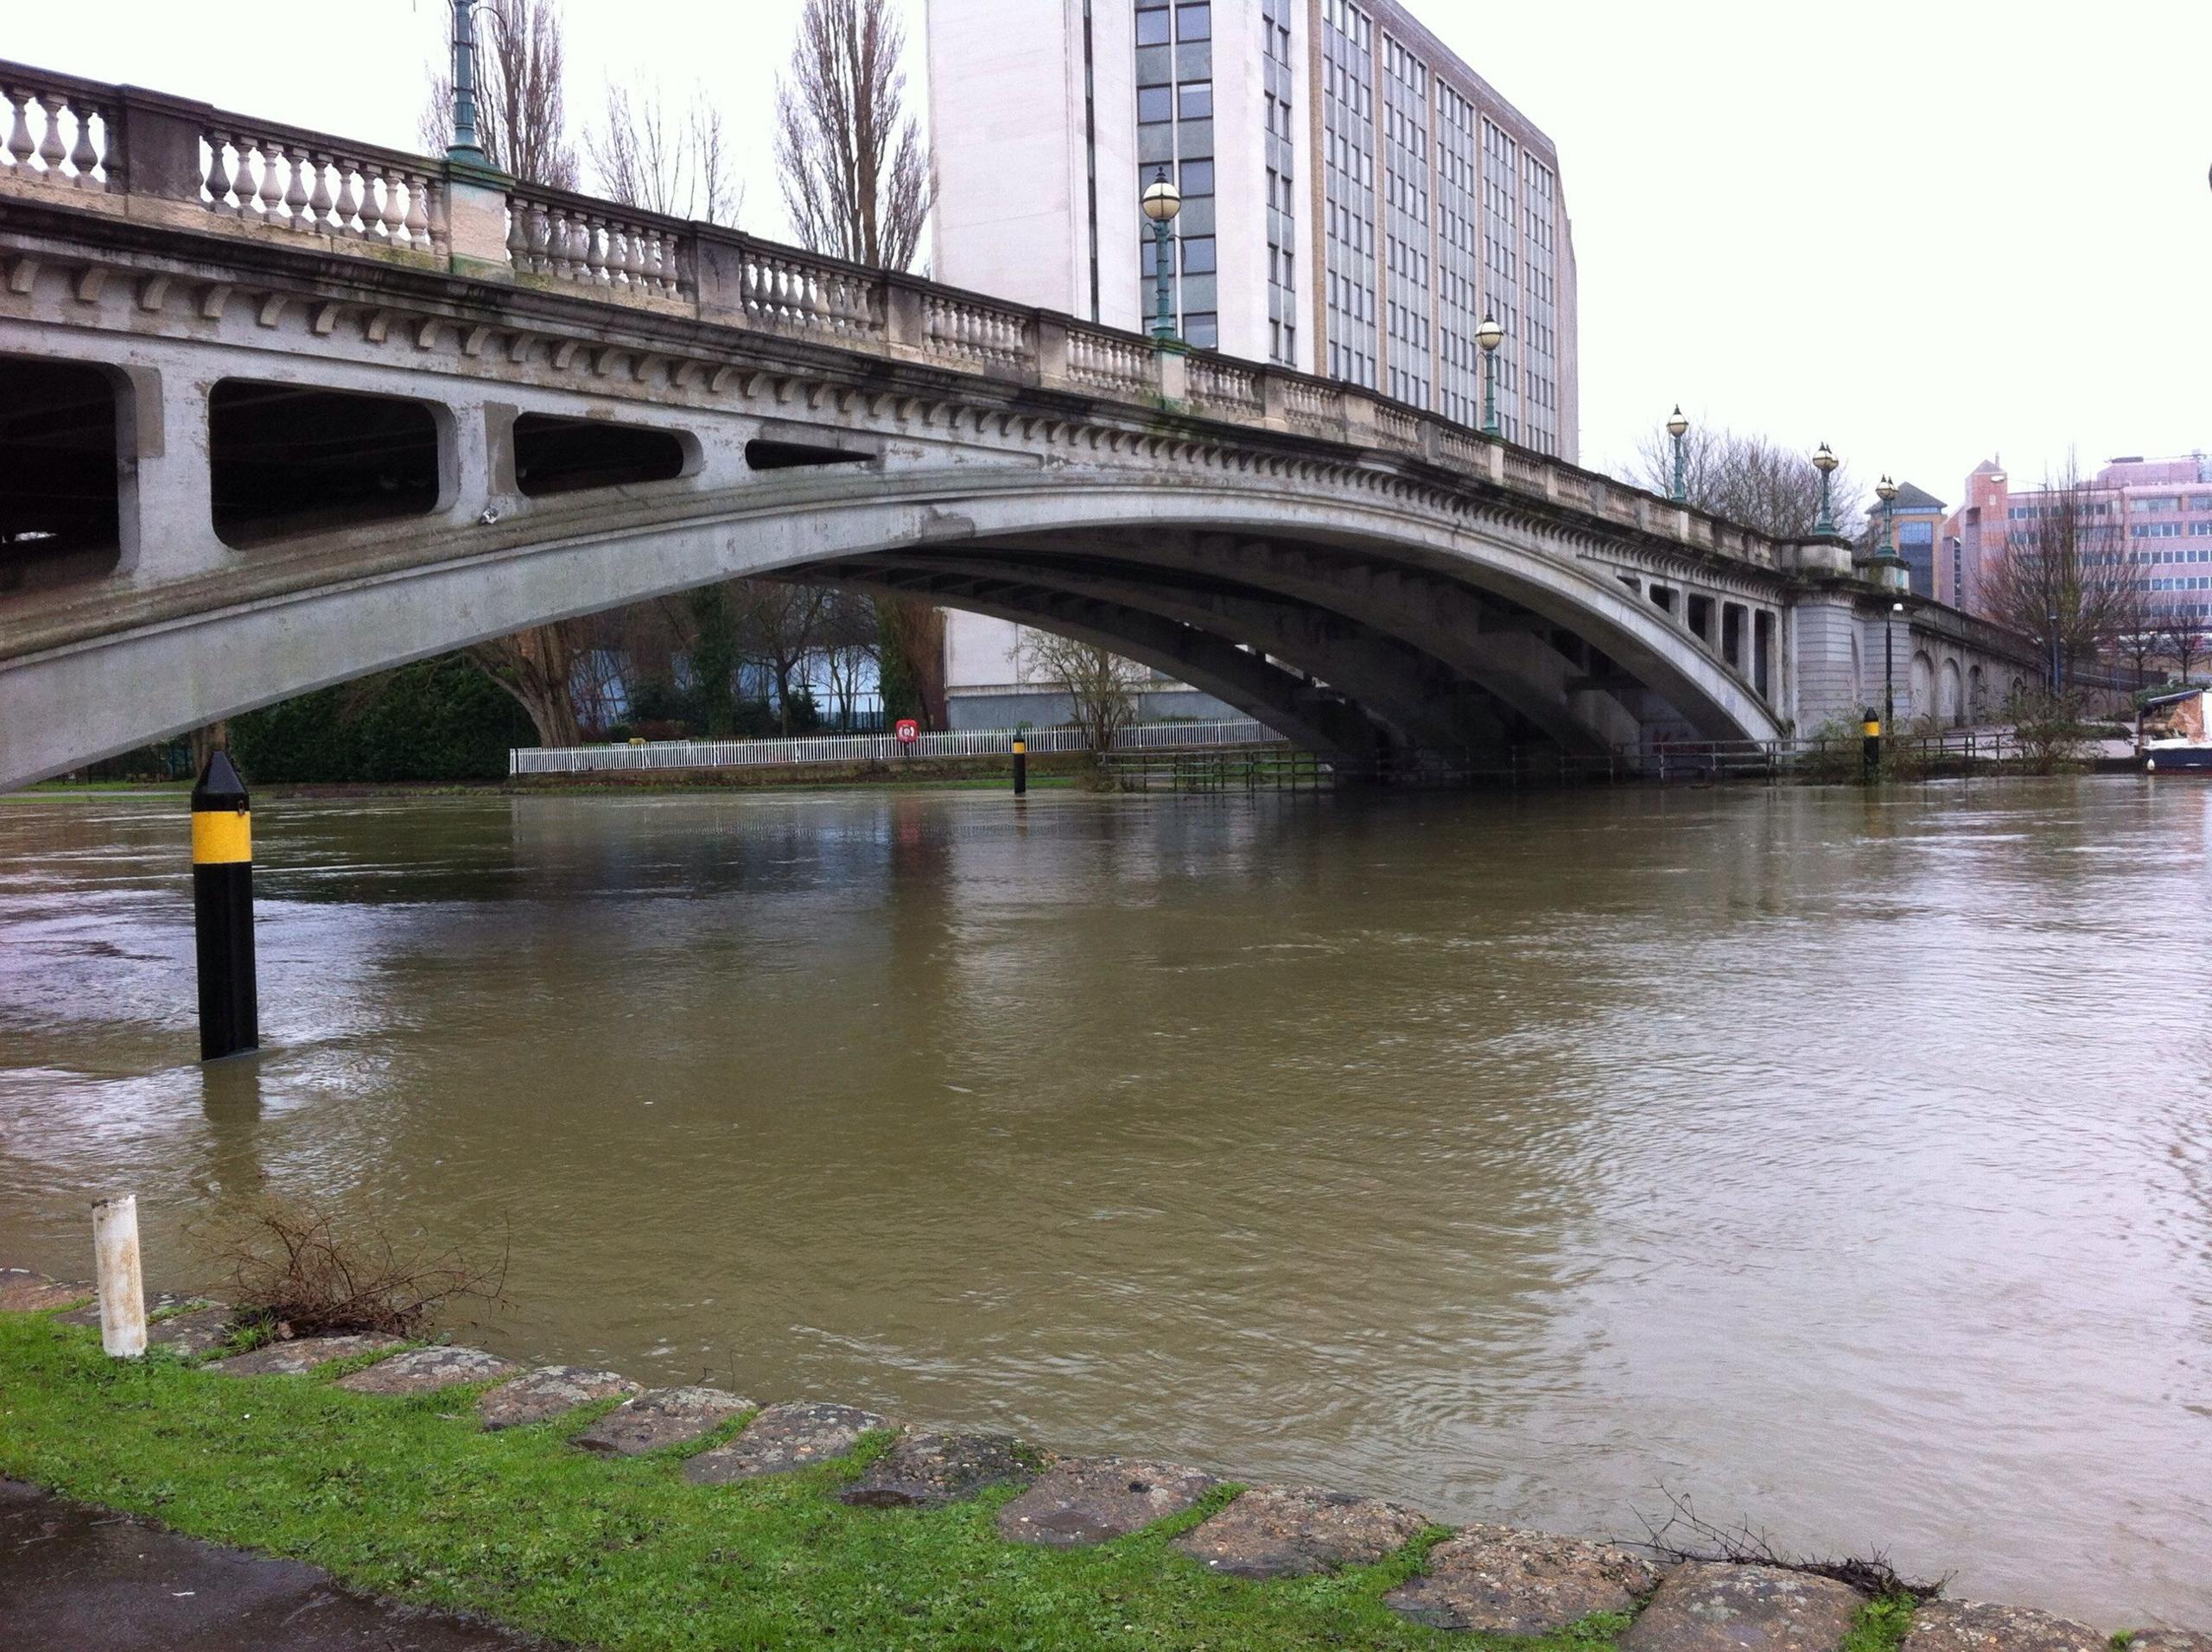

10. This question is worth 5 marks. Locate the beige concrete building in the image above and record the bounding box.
[925,0,1580,725]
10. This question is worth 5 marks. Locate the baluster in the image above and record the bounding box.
[35,95,65,175]
[544,206,572,277]
[403,171,431,249]
[5,88,35,169]
[592,216,615,285]
[202,130,233,210]
[505,201,529,269]
[363,165,393,240]
[282,144,310,230]
[615,225,639,289]
[335,162,364,237]
[254,138,283,220]
[68,103,100,187]
[527,201,552,273]
[569,213,594,281]
[424,176,449,260]
[306,151,334,232]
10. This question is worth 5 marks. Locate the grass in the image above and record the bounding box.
[0,1313,1640,1652]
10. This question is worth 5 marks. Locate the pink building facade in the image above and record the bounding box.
[1939,454,2212,629]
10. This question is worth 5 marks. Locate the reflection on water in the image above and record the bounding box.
[1,780,2209,1625]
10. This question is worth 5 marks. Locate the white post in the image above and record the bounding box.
[92,1195,146,1358]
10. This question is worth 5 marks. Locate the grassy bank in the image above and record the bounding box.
[0,1315,1559,1651]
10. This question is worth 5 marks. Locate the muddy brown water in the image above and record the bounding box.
[1,779,2208,1626]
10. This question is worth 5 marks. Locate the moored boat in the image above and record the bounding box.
[2139,688,2212,772]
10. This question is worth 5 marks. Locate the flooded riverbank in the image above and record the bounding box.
[1,778,2206,1623]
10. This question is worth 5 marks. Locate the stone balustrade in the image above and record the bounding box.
[0,54,1815,577]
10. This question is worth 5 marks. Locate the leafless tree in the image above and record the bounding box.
[775,0,943,725]
[470,621,582,748]
[2107,576,2164,686]
[587,81,738,225]
[738,582,836,733]
[1630,421,1866,541]
[418,0,581,190]
[1979,461,2130,688]
[1020,629,1146,758]
[2163,622,2207,684]
[775,0,934,272]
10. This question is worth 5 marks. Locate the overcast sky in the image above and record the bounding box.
[14,0,2209,511]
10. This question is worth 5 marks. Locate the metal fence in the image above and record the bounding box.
[510,719,1278,776]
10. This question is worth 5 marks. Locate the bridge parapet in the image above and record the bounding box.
[2,54,1812,581]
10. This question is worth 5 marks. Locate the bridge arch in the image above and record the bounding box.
[3,463,1787,785]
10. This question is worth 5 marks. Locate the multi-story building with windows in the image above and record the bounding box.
[1939,454,2212,629]
[924,0,1579,725]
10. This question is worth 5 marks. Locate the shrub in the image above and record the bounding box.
[214,1199,507,1340]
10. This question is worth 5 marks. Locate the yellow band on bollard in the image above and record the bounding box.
[191,810,252,865]
[1013,740,1027,754]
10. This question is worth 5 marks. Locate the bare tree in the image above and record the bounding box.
[775,0,934,272]
[587,82,738,224]
[2107,575,2164,686]
[1020,629,1146,759]
[1630,421,1866,541]
[418,0,580,190]
[2163,622,2207,685]
[738,582,835,734]
[470,622,582,748]
[1979,461,2130,688]
[775,0,943,726]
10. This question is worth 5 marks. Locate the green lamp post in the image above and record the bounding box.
[1477,313,1504,436]
[1812,441,1840,537]
[1667,405,1689,502]
[1142,168,1183,344]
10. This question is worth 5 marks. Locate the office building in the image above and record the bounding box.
[925,0,1580,725]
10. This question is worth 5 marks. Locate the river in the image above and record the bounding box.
[1,778,2207,1625]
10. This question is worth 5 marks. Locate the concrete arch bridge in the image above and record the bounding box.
[0,61,2044,789]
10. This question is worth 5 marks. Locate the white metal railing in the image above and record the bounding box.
[509,718,1279,776]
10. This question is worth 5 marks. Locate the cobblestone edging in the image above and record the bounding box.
[4,1268,2206,1649]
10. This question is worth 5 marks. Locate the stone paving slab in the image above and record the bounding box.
[335,1345,519,1396]
[1383,1522,1663,1633]
[685,1401,886,1484]
[479,1365,644,1432]
[1620,1562,1863,1652]
[1172,1484,1430,1579]
[570,1387,752,1456]
[995,1456,1218,1547]
[838,1431,1039,1509]
[205,1335,405,1376]
[1902,1600,2110,1652]
[146,1306,238,1359]
[2131,1633,2212,1652]
[0,1269,93,1313]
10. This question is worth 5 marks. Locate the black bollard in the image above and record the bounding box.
[1012,735,1027,797]
[1861,708,1882,780]
[191,752,258,1062]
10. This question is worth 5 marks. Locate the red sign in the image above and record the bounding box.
[894,718,920,745]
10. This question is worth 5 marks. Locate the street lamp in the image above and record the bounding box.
[1477,313,1505,436]
[1812,442,1840,537]
[1876,474,1898,561]
[447,0,485,162]
[1886,599,1903,734]
[1141,168,1183,345]
[1666,405,1689,502]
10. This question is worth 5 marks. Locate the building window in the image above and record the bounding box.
[1182,235,1217,273]
[1136,7,1170,47]
[1137,86,1172,124]
[1185,311,1218,348]
[1179,80,1212,119]
[1177,3,1211,40]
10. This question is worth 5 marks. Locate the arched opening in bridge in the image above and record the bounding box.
[744,439,874,472]
[0,356,123,592]
[209,380,442,548]
[514,413,689,497]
